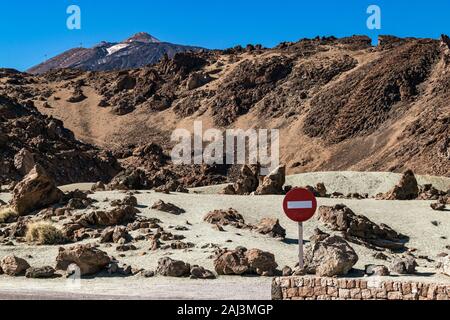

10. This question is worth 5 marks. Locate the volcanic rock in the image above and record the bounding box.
[0,96,120,185]
[379,170,419,200]
[108,168,152,190]
[156,257,191,277]
[431,203,446,211]
[190,266,216,279]
[213,248,249,275]
[0,255,30,276]
[318,204,408,250]
[77,205,138,227]
[245,248,278,276]
[13,148,35,175]
[10,165,64,215]
[390,255,418,275]
[186,72,213,90]
[304,235,358,277]
[282,266,293,276]
[255,166,285,195]
[151,200,185,215]
[254,218,286,239]
[204,208,246,228]
[55,245,111,276]
[223,165,260,195]
[365,264,390,276]
[25,266,56,279]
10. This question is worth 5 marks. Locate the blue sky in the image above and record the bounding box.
[0,0,449,71]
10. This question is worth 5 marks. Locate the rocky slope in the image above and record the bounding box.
[27,32,204,74]
[0,95,120,185]
[1,34,449,180]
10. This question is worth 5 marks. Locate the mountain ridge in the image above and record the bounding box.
[27,32,204,74]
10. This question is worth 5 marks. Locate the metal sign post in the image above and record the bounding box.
[298,222,304,269]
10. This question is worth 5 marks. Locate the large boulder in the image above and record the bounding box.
[77,205,138,227]
[214,248,249,275]
[25,266,56,279]
[254,218,286,239]
[55,245,111,276]
[0,255,30,276]
[318,204,408,250]
[255,166,285,195]
[245,249,278,276]
[227,165,260,195]
[213,247,278,276]
[304,235,358,277]
[10,165,63,215]
[381,170,419,200]
[203,208,247,228]
[390,255,417,275]
[151,200,185,215]
[156,257,190,277]
[190,266,216,279]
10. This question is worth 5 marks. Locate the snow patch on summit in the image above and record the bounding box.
[106,43,130,56]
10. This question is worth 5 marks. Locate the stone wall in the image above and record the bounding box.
[272,276,450,300]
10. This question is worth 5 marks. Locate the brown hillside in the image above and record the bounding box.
[1,35,448,178]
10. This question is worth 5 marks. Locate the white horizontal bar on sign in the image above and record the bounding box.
[287,201,313,209]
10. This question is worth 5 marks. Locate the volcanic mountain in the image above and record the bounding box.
[27,32,204,74]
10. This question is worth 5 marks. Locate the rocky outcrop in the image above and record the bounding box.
[13,148,35,176]
[99,226,132,244]
[55,245,111,276]
[418,184,448,200]
[255,166,286,195]
[10,165,63,215]
[304,234,358,277]
[0,96,120,185]
[221,165,260,195]
[186,72,213,90]
[318,204,408,250]
[378,170,419,200]
[0,255,30,276]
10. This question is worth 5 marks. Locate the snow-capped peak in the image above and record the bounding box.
[124,32,160,44]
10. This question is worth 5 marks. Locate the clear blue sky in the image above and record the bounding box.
[0,0,449,71]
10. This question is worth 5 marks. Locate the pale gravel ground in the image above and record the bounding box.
[190,171,450,197]
[0,172,449,299]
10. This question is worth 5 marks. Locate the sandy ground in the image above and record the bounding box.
[190,171,450,196]
[1,182,450,299]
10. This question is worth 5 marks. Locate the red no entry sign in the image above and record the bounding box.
[283,188,317,222]
[282,188,318,269]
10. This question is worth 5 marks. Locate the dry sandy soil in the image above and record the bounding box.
[0,172,449,300]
